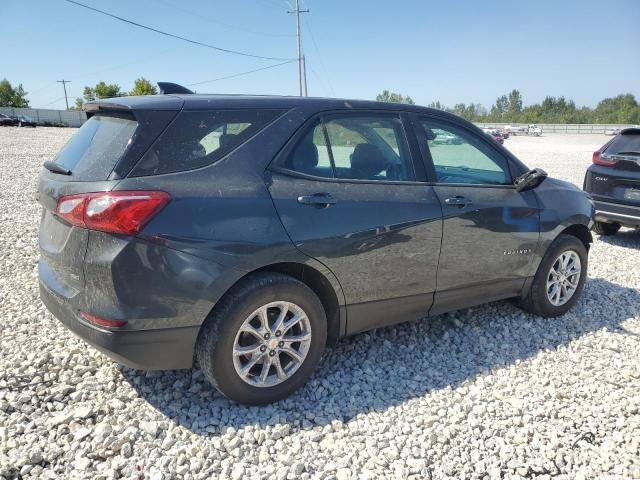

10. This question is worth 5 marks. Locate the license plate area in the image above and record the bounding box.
[624,189,640,201]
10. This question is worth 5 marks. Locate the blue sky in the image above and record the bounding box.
[4,0,639,109]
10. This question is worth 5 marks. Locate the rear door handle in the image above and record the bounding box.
[297,193,337,208]
[444,196,472,207]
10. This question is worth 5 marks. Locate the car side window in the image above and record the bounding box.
[132,109,282,176]
[282,120,333,178]
[285,114,416,182]
[419,118,512,185]
[325,115,415,181]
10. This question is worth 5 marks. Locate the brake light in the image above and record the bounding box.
[592,151,618,167]
[80,311,126,328]
[56,191,170,235]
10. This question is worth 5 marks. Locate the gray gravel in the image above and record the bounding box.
[1,128,639,479]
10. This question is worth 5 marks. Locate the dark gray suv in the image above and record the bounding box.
[584,127,640,235]
[38,86,595,405]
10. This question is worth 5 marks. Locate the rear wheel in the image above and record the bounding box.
[196,272,327,405]
[593,221,620,236]
[519,234,588,317]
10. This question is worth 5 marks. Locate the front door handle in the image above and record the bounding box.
[297,193,337,208]
[444,196,472,207]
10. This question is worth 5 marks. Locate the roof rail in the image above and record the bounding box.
[157,82,194,95]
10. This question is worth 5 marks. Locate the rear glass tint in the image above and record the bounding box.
[606,131,640,156]
[130,109,283,176]
[52,115,137,181]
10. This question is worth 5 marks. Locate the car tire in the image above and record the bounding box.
[593,221,620,236]
[196,272,327,405]
[518,234,588,318]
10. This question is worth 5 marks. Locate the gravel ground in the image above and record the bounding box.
[1,128,639,480]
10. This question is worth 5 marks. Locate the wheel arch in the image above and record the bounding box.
[254,262,344,346]
[203,261,345,347]
[559,223,593,251]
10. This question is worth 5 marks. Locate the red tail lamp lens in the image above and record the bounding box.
[56,191,170,235]
[592,151,617,167]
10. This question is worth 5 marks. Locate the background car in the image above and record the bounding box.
[486,131,504,144]
[432,131,463,145]
[605,127,621,136]
[15,115,36,127]
[584,127,640,235]
[527,124,542,136]
[0,113,17,126]
[504,124,526,135]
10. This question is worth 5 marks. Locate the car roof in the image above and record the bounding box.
[85,93,450,117]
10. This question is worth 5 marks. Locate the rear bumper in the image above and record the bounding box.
[40,280,199,370]
[594,200,640,227]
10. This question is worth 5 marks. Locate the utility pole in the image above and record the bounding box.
[302,55,308,96]
[57,80,71,110]
[288,0,309,96]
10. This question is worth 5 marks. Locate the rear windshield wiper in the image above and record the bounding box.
[43,161,72,176]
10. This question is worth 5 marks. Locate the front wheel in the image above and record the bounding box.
[196,272,327,405]
[518,234,588,317]
[593,221,620,236]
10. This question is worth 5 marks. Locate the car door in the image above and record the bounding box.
[414,115,540,314]
[267,112,443,334]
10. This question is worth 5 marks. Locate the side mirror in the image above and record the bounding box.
[514,168,548,192]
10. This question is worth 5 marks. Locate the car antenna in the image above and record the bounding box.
[157,82,194,95]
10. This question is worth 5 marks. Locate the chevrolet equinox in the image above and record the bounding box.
[38,83,595,405]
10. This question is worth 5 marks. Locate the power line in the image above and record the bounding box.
[187,60,296,87]
[303,15,335,96]
[41,97,65,108]
[287,0,309,96]
[62,0,293,61]
[74,47,181,81]
[152,0,293,38]
[56,80,71,110]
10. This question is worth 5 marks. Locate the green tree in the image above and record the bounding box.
[507,89,523,115]
[593,94,640,124]
[489,94,509,121]
[74,81,123,110]
[0,78,30,107]
[129,77,157,96]
[376,90,415,104]
[81,81,122,102]
[94,81,122,99]
[427,100,446,110]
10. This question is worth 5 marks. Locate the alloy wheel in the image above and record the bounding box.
[232,301,312,387]
[546,250,581,306]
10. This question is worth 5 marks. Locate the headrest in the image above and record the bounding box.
[291,134,319,173]
[350,143,387,179]
[219,133,237,149]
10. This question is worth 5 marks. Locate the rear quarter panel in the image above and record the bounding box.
[109,107,345,329]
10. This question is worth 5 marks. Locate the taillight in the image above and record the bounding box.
[80,311,126,328]
[592,151,618,167]
[56,191,170,235]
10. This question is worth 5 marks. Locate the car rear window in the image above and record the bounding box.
[606,130,640,156]
[130,109,283,176]
[52,115,138,181]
